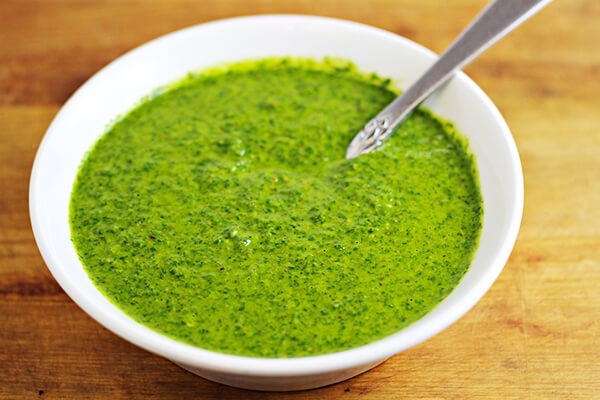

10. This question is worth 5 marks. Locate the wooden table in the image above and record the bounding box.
[1,1,598,398]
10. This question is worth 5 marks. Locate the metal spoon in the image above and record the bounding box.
[346,0,552,159]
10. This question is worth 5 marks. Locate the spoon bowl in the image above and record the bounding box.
[347,0,552,158]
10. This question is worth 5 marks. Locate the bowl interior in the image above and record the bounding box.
[30,15,523,375]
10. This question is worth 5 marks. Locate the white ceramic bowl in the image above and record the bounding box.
[29,15,523,391]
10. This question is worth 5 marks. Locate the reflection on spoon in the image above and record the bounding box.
[346,0,552,159]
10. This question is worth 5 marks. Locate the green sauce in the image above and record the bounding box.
[70,58,483,358]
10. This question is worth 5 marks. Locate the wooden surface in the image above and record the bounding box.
[1,0,598,398]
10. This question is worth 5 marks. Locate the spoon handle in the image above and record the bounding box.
[346,0,552,159]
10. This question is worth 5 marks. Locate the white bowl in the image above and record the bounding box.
[29,15,523,391]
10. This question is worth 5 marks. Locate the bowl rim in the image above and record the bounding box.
[29,14,523,377]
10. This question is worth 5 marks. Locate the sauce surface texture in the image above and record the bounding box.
[70,58,483,357]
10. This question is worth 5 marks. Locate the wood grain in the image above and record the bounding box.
[1,0,598,398]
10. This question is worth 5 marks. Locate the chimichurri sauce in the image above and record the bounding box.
[70,58,483,357]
